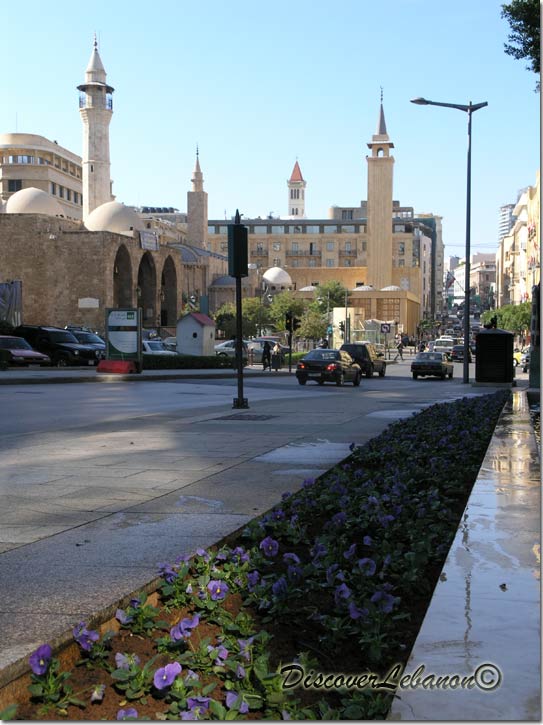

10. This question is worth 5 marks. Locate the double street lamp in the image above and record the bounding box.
[411,97,488,384]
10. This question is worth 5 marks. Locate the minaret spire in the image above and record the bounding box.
[78,37,114,219]
[187,148,208,246]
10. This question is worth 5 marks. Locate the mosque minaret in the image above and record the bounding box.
[77,36,114,221]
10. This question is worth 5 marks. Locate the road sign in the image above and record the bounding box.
[380,323,391,334]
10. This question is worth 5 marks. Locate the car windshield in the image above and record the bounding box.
[147,341,166,351]
[50,331,78,343]
[304,350,339,361]
[0,337,32,350]
[416,353,443,361]
[74,333,104,344]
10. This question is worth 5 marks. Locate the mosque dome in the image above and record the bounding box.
[85,201,144,235]
[5,187,63,216]
[262,266,292,288]
[381,285,401,291]
[299,285,317,292]
[351,284,374,292]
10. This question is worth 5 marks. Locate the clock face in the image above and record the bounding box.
[272,243,281,251]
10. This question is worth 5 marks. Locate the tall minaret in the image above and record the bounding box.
[187,148,208,247]
[287,160,306,218]
[366,91,394,290]
[78,36,114,220]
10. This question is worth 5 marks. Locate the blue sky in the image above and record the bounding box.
[1,0,539,258]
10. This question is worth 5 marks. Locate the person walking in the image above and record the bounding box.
[262,341,272,371]
[394,339,404,361]
[271,342,282,371]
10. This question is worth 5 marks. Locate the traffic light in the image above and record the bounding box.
[292,317,301,332]
[285,311,293,332]
[339,321,345,332]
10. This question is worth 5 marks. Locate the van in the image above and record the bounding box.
[433,337,457,354]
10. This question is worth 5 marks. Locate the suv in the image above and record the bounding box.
[339,342,386,378]
[14,325,104,367]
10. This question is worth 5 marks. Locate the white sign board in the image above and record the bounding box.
[106,308,141,363]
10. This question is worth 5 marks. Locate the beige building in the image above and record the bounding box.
[495,172,540,307]
[0,133,83,220]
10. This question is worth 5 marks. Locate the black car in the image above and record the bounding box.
[339,342,386,378]
[411,352,454,380]
[450,344,472,363]
[296,348,361,386]
[69,330,106,356]
[14,325,104,367]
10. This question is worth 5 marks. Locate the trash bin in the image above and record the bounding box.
[271,353,281,371]
[475,328,514,383]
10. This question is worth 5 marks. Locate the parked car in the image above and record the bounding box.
[14,325,104,367]
[214,339,249,360]
[69,331,106,356]
[142,339,179,356]
[0,335,51,366]
[513,348,529,367]
[162,337,177,352]
[296,348,361,386]
[521,350,530,373]
[411,351,454,380]
[339,342,386,378]
[450,344,472,363]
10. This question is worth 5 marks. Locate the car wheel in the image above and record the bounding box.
[365,365,373,379]
[448,371,453,379]
[297,377,307,385]
[318,379,325,385]
[412,373,418,379]
[441,373,446,380]
[378,366,385,377]
[336,372,345,387]
[353,373,361,387]
[217,352,227,357]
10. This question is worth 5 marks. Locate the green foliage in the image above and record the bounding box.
[297,308,328,340]
[142,354,238,370]
[501,0,541,82]
[213,298,273,338]
[268,292,305,331]
[481,302,531,334]
[312,280,349,313]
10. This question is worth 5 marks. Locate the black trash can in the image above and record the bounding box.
[475,328,514,383]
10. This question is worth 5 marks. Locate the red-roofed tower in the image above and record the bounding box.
[287,160,306,218]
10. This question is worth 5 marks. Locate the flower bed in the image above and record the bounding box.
[1,391,509,721]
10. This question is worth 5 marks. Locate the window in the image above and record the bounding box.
[326,241,334,251]
[305,225,320,234]
[344,259,352,267]
[220,242,228,251]
[398,242,405,255]
[326,259,334,267]
[345,241,352,251]
[73,192,78,204]
[8,179,22,192]
[324,225,337,233]
[398,259,405,267]
[309,259,317,267]
[272,242,281,251]
[309,243,316,255]
[342,210,353,220]
[207,226,216,234]
[292,242,299,252]
[293,225,302,233]
[271,226,284,234]
[253,226,267,235]
[66,189,71,201]
[256,243,264,252]
[219,226,227,234]
[362,241,367,251]
[341,225,355,233]
[58,186,64,198]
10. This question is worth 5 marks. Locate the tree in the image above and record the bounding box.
[311,280,349,315]
[268,291,305,331]
[213,297,273,339]
[297,309,328,341]
[501,0,540,88]
[481,302,531,336]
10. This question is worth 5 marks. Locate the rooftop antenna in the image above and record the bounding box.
[380,86,383,103]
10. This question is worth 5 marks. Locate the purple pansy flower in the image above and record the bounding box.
[283,552,301,564]
[237,637,254,661]
[272,509,286,521]
[195,548,210,561]
[326,563,339,585]
[226,691,249,714]
[115,652,140,670]
[343,543,357,560]
[363,535,373,547]
[117,708,138,720]
[73,622,99,652]
[187,696,210,711]
[311,542,327,564]
[232,546,250,563]
[348,602,369,620]
[237,663,246,679]
[302,478,315,488]
[29,644,52,675]
[184,669,200,684]
[153,661,182,690]
[371,590,398,613]
[185,583,193,594]
[272,576,288,597]
[207,580,229,600]
[259,536,279,558]
[170,613,200,641]
[207,644,228,665]
[215,550,229,561]
[180,712,198,721]
[334,583,352,605]
[115,608,133,625]
[281,491,291,500]
[358,557,377,576]
[331,511,347,526]
[247,570,260,590]
[287,564,302,583]
[90,684,106,703]
[157,562,178,583]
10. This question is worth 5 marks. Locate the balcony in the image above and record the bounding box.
[285,249,322,257]
[338,249,357,256]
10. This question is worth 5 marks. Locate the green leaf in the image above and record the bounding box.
[209,700,227,718]
[201,682,217,696]
[0,704,18,721]
[28,684,44,697]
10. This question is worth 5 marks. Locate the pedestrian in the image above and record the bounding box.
[394,340,404,361]
[262,341,271,371]
[272,342,282,371]
[418,341,426,353]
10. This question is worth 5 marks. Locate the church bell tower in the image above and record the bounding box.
[78,36,114,220]
[366,94,395,290]
[287,160,306,218]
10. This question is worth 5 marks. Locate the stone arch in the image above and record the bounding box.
[113,244,133,307]
[377,148,384,157]
[160,255,178,326]
[137,252,157,326]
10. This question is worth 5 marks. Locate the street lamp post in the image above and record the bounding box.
[411,97,487,384]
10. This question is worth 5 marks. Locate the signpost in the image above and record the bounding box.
[380,322,391,360]
[105,308,142,372]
